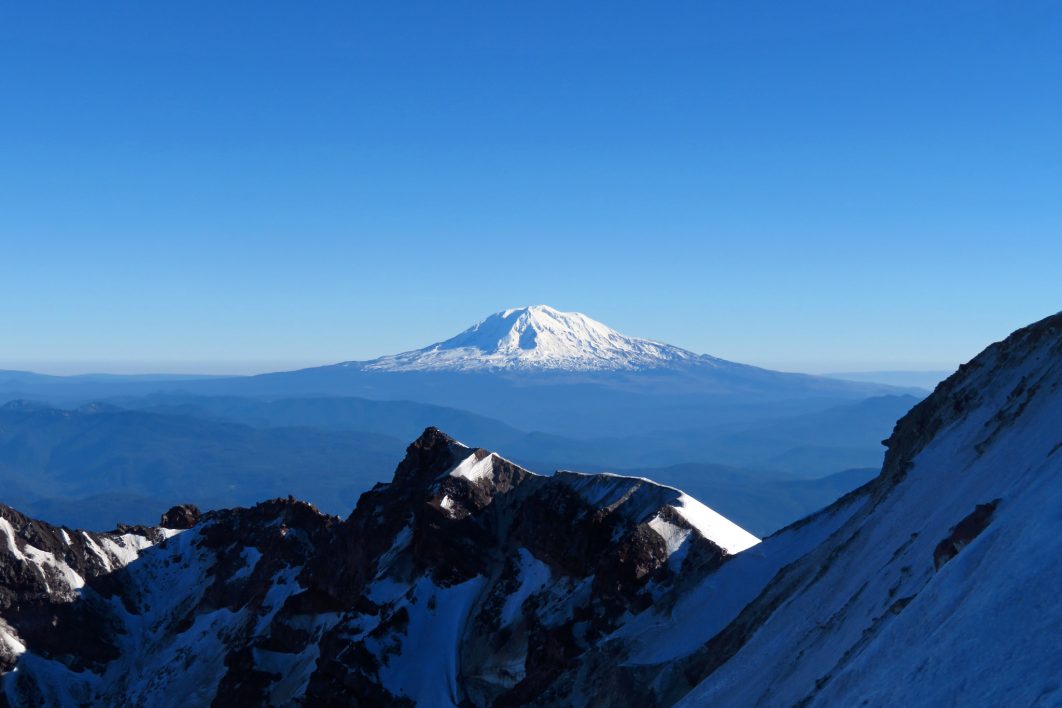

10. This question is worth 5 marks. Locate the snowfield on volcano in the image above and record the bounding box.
[358,305,708,372]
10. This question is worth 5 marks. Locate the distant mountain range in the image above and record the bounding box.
[2,306,944,402]
[0,306,929,533]
[190,306,923,438]
[0,400,404,531]
[2,304,921,400]
[825,369,951,390]
[0,394,903,537]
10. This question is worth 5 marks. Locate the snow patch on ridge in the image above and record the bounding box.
[554,470,760,555]
[448,452,496,483]
[229,547,261,582]
[501,549,552,626]
[0,517,86,595]
[439,495,456,515]
[648,515,692,558]
[375,576,486,706]
[0,618,25,658]
[672,493,761,555]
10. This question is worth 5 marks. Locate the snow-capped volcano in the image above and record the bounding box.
[361,305,704,372]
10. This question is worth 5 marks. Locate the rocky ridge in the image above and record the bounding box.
[0,428,754,706]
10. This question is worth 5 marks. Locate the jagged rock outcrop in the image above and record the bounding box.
[159,504,201,530]
[0,427,756,706]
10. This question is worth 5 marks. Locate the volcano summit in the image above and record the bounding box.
[357,305,705,372]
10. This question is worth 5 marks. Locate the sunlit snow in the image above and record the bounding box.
[363,305,704,372]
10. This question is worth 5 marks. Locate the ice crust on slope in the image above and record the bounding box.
[361,305,706,372]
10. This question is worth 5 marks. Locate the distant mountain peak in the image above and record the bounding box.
[360,305,705,372]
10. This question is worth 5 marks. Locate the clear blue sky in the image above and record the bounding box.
[1,2,1059,374]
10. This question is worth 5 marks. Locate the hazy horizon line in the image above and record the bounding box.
[0,360,958,378]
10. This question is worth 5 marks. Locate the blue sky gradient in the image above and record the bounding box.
[2,2,1059,373]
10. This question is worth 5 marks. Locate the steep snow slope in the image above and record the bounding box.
[679,312,1062,707]
[359,305,705,372]
[551,311,1062,706]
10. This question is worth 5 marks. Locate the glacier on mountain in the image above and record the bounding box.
[359,305,708,372]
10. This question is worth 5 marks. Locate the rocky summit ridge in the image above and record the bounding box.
[0,426,754,706]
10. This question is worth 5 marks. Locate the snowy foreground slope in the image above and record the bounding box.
[560,311,1062,706]
[2,312,1061,706]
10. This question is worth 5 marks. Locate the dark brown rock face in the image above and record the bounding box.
[159,503,201,529]
[933,500,1000,570]
[0,504,161,678]
[0,426,743,706]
